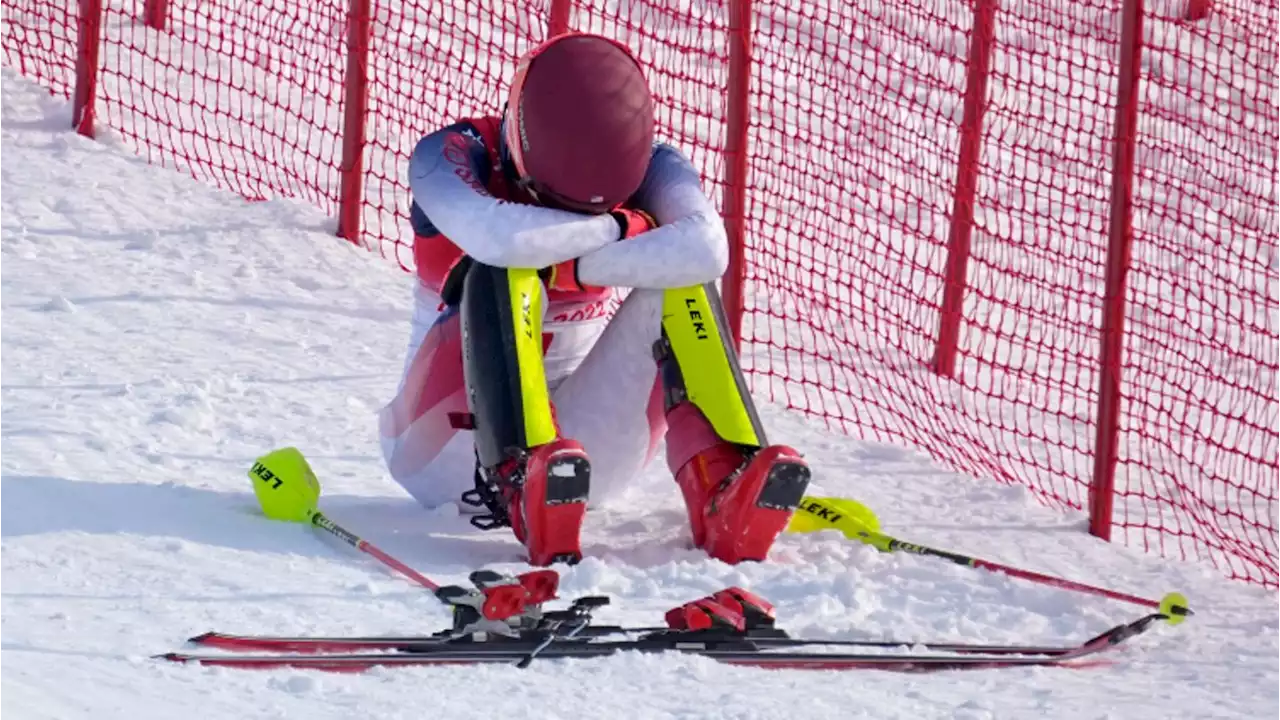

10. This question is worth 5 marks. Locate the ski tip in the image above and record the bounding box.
[1159,592,1193,625]
[187,632,214,643]
[155,652,194,663]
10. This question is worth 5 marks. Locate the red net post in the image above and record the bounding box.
[338,0,372,246]
[143,0,168,31]
[548,0,573,37]
[932,0,996,378]
[1090,0,1147,543]
[720,0,753,347]
[72,0,103,137]
[1113,1,1277,583]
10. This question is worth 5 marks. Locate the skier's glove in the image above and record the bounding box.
[610,208,657,240]
[541,209,653,293]
[540,258,603,294]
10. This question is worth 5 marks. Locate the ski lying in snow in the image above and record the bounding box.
[161,613,1162,672]
[185,626,1102,657]
[159,583,1174,673]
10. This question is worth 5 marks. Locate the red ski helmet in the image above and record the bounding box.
[503,33,654,214]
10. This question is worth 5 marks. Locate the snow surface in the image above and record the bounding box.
[1,70,1277,719]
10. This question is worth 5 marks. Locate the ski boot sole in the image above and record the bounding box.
[705,447,811,564]
[523,446,590,567]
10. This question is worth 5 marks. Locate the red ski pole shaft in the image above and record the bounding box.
[309,511,441,592]
[968,557,1157,609]
[309,510,535,620]
[872,533,1188,615]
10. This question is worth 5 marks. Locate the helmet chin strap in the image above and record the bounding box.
[496,112,547,205]
[495,112,521,184]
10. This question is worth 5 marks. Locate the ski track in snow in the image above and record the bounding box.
[1,70,1276,719]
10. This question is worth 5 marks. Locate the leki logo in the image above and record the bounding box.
[684,298,708,340]
[798,499,843,523]
[250,461,283,490]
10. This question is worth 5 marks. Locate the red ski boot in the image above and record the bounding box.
[468,438,591,567]
[666,403,811,564]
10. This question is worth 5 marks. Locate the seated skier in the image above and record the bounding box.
[379,32,811,567]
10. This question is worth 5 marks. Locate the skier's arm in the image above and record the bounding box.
[408,128,619,268]
[576,144,729,289]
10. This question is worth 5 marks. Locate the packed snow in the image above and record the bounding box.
[2,70,1277,719]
